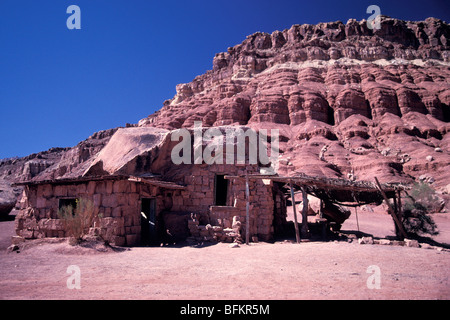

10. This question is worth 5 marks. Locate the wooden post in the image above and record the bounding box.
[319,199,323,218]
[351,192,360,232]
[245,173,250,245]
[397,190,403,221]
[289,180,301,244]
[301,185,309,237]
[374,177,407,239]
[355,206,360,232]
[395,190,403,238]
[392,193,399,237]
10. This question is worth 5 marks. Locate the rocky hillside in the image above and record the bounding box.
[0,129,117,215]
[138,16,450,187]
[1,16,449,215]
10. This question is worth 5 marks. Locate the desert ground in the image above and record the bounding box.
[0,208,449,300]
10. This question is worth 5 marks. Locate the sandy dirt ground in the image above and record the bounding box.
[0,209,449,300]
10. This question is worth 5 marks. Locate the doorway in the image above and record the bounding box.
[215,174,228,206]
[140,198,157,246]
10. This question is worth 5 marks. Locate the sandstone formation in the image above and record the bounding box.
[136,16,450,196]
[1,16,449,213]
[0,129,117,215]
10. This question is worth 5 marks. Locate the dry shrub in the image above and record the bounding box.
[58,198,96,245]
[402,182,439,237]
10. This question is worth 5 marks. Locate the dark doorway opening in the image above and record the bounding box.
[215,174,228,206]
[140,198,157,246]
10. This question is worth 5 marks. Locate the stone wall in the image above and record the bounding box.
[15,179,145,246]
[170,163,276,241]
[15,165,279,245]
[187,214,243,243]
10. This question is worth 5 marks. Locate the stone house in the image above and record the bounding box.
[14,127,286,246]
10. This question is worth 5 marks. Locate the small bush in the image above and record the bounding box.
[58,198,97,245]
[402,182,439,237]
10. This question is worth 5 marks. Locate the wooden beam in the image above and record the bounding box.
[397,190,403,220]
[374,177,407,239]
[289,180,301,244]
[301,185,309,237]
[225,174,404,193]
[245,173,250,245]
[396,190,403,238]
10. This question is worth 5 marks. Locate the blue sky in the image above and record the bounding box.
[0,0,449,159]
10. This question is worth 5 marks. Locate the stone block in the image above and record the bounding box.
[87,181,96,195]
[374,239,391,245]
[113,236,126,246]
[41,184,54,198]
[19,229,34,239]
[93,194,102,207]
[104,208,112,217]
[36,197,47,209]
[113,180,128,193]
[100,217,115,228]
[102,194,118,208]
[257,225,271,235]
[223,219,231,229]
[117,194,128,206]
[114,226,125,236]
[54,185,67,197]
[77,184,87,195]
[24,218,37,229]
[130,226,140,234]
[358,236,374,245]
[404,239,419,248]
[106,181,113,194]
[95,182,106,194]
[123,214,134,227]
[127,193,140,206]
[420,243,432,249]
[11,236,25,245]
[67,185,78,197]
[126,234,139,246]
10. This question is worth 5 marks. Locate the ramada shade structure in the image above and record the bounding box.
[225,173,409,243]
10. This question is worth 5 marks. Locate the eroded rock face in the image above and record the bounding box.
[2,16,449,210]
[134,16,449,193]
[0,181,16,216]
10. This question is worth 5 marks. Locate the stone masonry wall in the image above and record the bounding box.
[15,179,145,246]
[15,165,278,245]
[170,163,275,241]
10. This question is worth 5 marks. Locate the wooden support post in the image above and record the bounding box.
[374,177,407,239]
[301,185,309,237]
[319,198,323,219]
[289,180,301,244]
[351,192,360,232]
[245,173,250,245]
[392,193,399,236]
[355,206,360,232]
[397,190,403,221]
[395,190,404,238]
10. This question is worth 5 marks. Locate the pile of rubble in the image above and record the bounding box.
[187,214,243,244]
[357,236,448,251]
